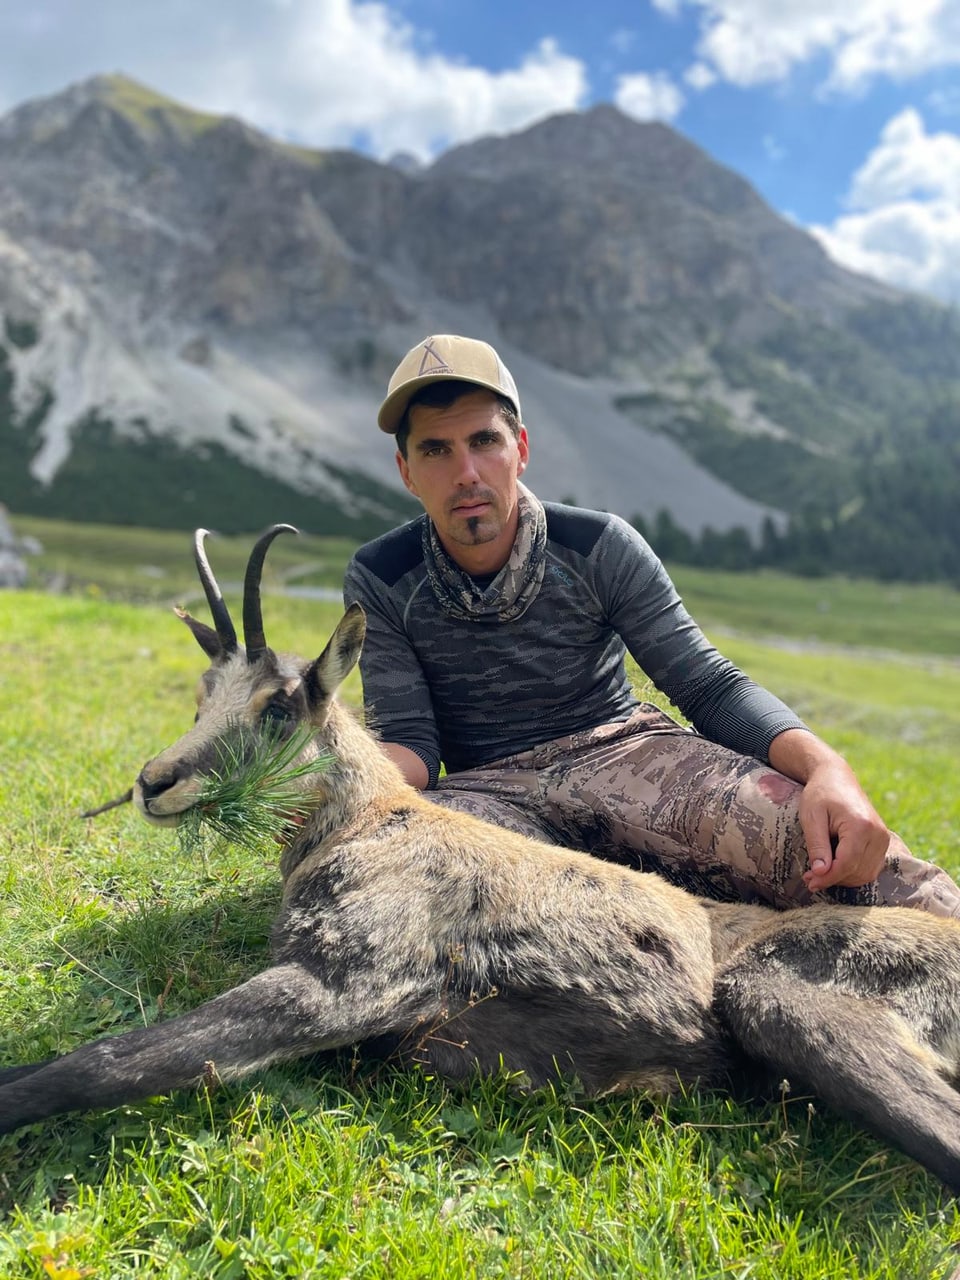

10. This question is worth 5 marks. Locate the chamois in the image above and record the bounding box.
[4,524,960,1193]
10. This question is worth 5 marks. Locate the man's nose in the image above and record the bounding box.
[453,447,481,484]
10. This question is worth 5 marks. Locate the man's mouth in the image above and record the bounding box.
[451,494,493,516]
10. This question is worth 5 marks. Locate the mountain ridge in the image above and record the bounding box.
[1,73,957,540]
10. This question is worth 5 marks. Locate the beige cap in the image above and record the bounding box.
[377,334,521,434]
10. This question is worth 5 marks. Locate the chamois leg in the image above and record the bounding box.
[0,1063,53,1087]
[716,967,960,1192]
[0,963,377,1134]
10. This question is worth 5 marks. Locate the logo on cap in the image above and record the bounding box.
[417,340,453,377]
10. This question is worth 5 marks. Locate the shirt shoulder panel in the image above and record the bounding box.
[544,503,611,558]
[351,517,426,589]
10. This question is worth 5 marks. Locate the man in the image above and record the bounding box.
[343,334,960,914]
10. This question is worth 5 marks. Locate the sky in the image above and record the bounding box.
[2,0,960,305]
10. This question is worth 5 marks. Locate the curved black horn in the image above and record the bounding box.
[243,523,298,662]
[193,528,238,654]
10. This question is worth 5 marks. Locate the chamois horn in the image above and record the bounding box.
[243,523,298,662]
[193,528,238,654]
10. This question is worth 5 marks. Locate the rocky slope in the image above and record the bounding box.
[1,74,958,537]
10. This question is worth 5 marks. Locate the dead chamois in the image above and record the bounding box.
[3,524,960,1194]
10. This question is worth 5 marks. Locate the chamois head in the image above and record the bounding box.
[135,524,366,828]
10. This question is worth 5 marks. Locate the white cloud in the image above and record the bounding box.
[684,61,717,89]
[0,0,588,160]
[846,108,960,206]
[196,4,589,159]
[827,0,956,91]
[615,72,685,122]
[664,0,960,92]
[812,202,960,301]
[811,109,960,302]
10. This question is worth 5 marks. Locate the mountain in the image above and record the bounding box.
[2,74,959,540]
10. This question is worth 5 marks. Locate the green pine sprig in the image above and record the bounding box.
[177,724,332,856]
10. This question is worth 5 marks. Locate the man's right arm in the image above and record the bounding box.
[380,742,430,790]
[343,552,441,790]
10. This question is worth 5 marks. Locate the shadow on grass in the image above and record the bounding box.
[0,871,282,1061]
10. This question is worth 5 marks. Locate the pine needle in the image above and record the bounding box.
[177,725,332,856]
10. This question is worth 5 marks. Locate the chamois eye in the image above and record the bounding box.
[262,702,290,728]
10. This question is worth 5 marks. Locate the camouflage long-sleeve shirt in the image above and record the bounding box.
[343,503,807,787]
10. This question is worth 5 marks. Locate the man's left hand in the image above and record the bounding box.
[767,728,890,892]
[798,762,890,891]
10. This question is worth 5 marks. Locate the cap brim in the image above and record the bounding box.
[377,373,513,434]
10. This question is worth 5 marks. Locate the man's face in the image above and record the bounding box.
[396,389,529,571]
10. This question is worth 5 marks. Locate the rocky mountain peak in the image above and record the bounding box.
[5,73,219,139]
[0,76,956,545]
[433,103,758,218]
[0,73,273,178]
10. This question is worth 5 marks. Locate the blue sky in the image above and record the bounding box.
[2,0,959,303]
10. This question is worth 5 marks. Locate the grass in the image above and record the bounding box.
[13,514,960,655]
[669,563,960,659]
[176,727,335,856]
[11,514,355,604]
[2,517,960,1276]
[96,74,225,140]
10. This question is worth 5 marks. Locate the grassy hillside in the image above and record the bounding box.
[1,521,959,1274]
[11,513,960,656]
[9,513,355,604]
[0,344,416,540]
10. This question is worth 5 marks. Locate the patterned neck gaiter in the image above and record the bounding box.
[421,482,548,623]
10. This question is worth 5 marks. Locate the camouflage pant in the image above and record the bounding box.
[430,705,960,916]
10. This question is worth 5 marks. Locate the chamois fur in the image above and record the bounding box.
[4,526,960,1193]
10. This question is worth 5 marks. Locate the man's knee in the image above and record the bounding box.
[876,836,960,918]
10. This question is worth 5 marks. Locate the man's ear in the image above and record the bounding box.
[517,425,529,476]
[396,449,418,498]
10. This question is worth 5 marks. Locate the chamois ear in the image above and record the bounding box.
[174,607,226,661]
[304,604,366,708]
[171,604,226,660]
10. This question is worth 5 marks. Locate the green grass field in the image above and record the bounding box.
[1,516,960,1277]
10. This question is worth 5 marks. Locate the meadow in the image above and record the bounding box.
[1,516,959,1278]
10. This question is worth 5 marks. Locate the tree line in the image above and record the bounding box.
[633,395,960,585]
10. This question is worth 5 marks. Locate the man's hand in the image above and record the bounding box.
[796,762,890,891]
[768,728,890,892]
